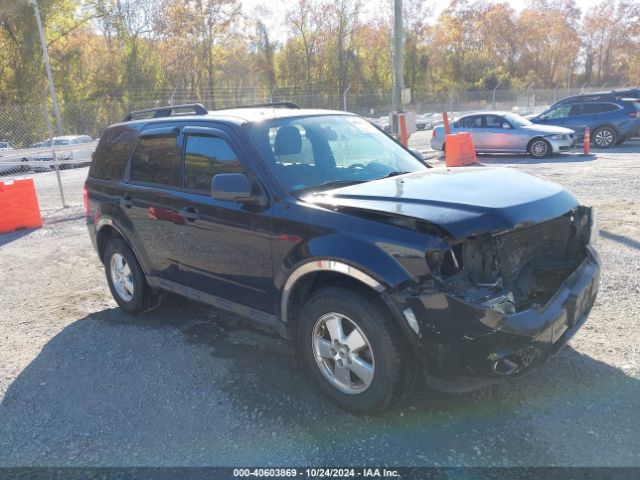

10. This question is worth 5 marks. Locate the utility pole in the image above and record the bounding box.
[391,0,403,114]
[29,0,63,136]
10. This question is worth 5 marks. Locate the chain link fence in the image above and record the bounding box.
[0,100,109,214]
[0,85,634,215]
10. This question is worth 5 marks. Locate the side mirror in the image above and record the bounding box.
[211,173,256,203]
[409,148,425,161]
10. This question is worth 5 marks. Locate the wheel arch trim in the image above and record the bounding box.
[96,216,123,236]
[280,259,386,324]
[95,216,148,273]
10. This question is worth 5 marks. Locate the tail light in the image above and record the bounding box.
[83,185,89,217]
[628,111,640,118]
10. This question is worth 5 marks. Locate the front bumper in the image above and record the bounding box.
[548,135,576,153]
[400,245,599,391]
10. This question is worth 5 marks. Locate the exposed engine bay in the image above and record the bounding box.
[428,207,596,314]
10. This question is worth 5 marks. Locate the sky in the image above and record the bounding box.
[241,0,604,43]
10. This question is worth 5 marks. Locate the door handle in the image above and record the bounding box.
[121,194,133,208]
[178,206,200,222]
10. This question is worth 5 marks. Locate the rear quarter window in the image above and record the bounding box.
[89,126,138,181]
[599,103,621,113]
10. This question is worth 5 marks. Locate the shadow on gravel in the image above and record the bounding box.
[600,229,640,251]
[0,228,36,248]
[1,300,639,466]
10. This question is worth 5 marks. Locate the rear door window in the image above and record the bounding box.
[485,115,508,128]
[461,116,483,128]
[581,103,605,115]
[130,134,181,187]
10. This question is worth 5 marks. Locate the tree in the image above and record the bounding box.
[582,0,640,85]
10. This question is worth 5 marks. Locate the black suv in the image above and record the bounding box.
[86,103,600,413]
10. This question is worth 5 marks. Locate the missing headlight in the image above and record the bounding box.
[426,244,463,278]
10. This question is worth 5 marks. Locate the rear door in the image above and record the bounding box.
[169,125,275,313]
[562,103,594,133]
[455,115,485,148]
[124,126,183,280]
[482,115,520,151]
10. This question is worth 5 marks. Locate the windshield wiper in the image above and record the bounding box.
[379,171,410,179]
[291,179,366,195]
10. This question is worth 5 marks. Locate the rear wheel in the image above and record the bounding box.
[20,158,31,173]
[528,138,551,158]
[592,126,617,148]
[104,238,159,314]
[297,287,411,413]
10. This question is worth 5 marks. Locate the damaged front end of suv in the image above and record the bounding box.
[310,167,600,392]
[405,206,599,390]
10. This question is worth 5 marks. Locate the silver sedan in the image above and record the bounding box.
[430,112,576,158]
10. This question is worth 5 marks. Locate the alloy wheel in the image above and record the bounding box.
[594,128,614,147]
[110,253,134,302]
[530,140,548,158]
[312,312,375,395]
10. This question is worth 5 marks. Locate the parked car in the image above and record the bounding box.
[531,94,640,147]
[431,112,576,158]
[0,141,17,175]
[86,102,599,413]
[25,135,94,171]
[415,115,432,130]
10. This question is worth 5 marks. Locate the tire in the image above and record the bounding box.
[592,126,617,148]
[20,158,31,173]
[104,238,159,314]
[297,287,411,413]
[528,138,551,159]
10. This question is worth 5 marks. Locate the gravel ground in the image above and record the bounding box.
[0,137,639,467]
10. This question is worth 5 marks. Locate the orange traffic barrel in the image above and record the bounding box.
[445,132,479,167]
[0,178,43,234]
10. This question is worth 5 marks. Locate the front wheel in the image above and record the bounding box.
[297,287,412,413]
[592,126,617,148]
[528,138,551,159]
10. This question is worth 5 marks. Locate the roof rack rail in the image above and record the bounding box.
[123,103,208,122]
[218,101,301,110]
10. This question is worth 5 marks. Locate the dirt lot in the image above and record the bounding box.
[0,138,639,467]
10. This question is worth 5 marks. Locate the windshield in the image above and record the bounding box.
[248,114,427,194]
[503,113,532,127]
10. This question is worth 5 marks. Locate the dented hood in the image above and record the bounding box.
[304,168,579,239]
